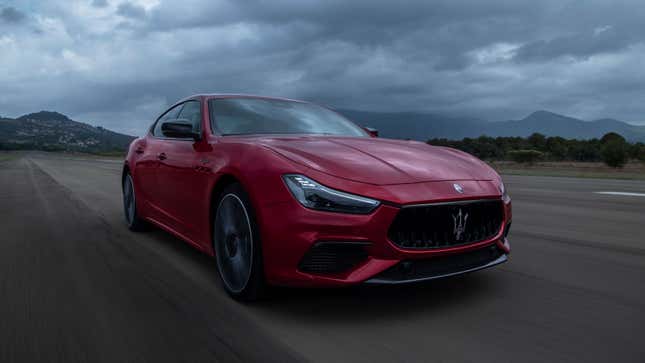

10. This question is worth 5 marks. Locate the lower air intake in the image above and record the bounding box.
[298,242,369,275]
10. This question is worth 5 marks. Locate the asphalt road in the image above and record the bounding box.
[1,153,644,362]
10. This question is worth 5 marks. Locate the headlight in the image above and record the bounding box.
[499,181,511,204]
[283,174,380,214]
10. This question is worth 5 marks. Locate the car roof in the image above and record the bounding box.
[176,93,309,104]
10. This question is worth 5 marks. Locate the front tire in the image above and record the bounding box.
[123,173,147,231]
[213,183,266,301]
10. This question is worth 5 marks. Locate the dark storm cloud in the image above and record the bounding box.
[91,0,108,8]
[3,0,645,136]
[144,0,538,62]
[147,0,531,32]
[116,2,146,19]
[514,26,637,62]
[0,6,26,23]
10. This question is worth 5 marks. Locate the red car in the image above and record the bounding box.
[122,94,512,300]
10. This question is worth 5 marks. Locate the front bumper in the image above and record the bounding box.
[365,243,508,284]
[258,185,512,287]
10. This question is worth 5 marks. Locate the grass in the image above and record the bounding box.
[0,151,22,163]
[0,150,124,162]
[89,150,127,158]
[490,160,645,180]
[41,150,125,160]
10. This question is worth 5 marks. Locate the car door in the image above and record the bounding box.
[156,100,211,244]
[135,103,183,218]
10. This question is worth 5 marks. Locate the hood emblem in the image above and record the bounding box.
[453,183,464,194]
[452,209,469,241]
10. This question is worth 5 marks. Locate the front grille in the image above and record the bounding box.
[367,244,505,283]
[388,199,504,249]
[298,242,369,275]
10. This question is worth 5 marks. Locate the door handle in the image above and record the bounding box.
[157,152,167,161]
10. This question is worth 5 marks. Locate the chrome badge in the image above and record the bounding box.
[453,183,464,194]
[452,209,469,241]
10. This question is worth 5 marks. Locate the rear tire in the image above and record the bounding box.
[213,183,266,301]
[123,173,147,232]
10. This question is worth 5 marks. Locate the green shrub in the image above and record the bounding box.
[508,149,544,164]
[528,133,547,150]
[600,132,626,145]
[545,136,568,161]
[427,133,643,164]
[633,143,645,162]
[601,140,628,168]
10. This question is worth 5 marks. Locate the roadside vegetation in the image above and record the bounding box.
[0,151,21,163]
[488,161,645,180]
[428,132,645,179]
[428,132,645,168]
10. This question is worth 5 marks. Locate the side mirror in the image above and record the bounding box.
[363,126,378,137]
[161,119,200,140]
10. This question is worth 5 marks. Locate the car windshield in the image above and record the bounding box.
[209,97,367,137]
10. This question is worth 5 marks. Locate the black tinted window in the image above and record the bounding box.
[209,98,367,137]
[153,104,183,136]
[177,100,201,132]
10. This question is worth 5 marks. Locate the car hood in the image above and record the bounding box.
[252,136,497,185]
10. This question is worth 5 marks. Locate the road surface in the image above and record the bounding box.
[1,153,644,362]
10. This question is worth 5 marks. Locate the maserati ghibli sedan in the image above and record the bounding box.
[122,94,512,300]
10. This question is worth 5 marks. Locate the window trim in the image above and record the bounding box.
[150,99,203,141]
[177,100,203,134]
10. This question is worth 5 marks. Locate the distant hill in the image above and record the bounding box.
[338,109,485,140]
[0,111,135,152]
[339,109,645,142]
[2,109,643,153]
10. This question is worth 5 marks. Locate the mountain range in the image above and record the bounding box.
[1,109,644,154]
[0,111,135,153]
[338,109,645,142]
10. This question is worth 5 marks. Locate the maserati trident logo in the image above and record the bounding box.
[453,183,464,194]
[452,209,469,241]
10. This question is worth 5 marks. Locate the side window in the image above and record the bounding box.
[152,103,183,137]
[177,100,202,132]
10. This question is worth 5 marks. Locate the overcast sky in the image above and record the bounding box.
[1,0,645,135]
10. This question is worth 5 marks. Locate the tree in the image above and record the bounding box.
[427,132,640,165]
[634,142,645,162]
[600,132,626,144]
[473,135,503,160]
[546,136,568,161]
[508,150,544,164]
[528,133,547,151]
[567,139,601,162]
[600,133,628,168]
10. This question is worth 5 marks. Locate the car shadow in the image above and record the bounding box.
[255,272,504,323]
[141,225,507,323]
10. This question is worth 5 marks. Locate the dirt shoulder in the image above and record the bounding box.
[490,160,645,180]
